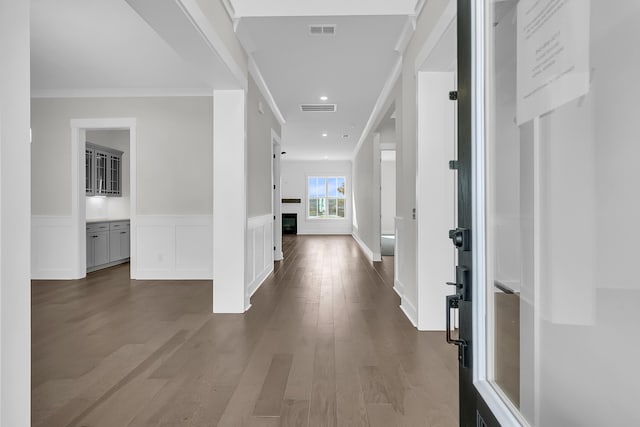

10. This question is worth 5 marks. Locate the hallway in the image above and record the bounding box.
[32,235,458,426]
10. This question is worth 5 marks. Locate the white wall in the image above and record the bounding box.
[32,97,213,215]
[247,76,281,217]
[0,0,31,424]
[352,134,376,255]
[281,160,352,235]
[31,96,214,279]
[416,71,456,331]
[380,152,396,235]
[85,129,131,220]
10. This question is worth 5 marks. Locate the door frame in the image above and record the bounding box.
[71,118,137,279]
[457,0,524,425]
[271,129,283,261]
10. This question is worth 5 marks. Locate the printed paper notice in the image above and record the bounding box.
[517,0,590,125]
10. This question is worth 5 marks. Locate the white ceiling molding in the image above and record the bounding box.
[126,0,247,90]
[351,56,402,160]
[394,16,417,54]
[248,57,286,126]
[414,0,457,74]
[414,0,428,17]
[221,0,241,32]
[227,0,419,17]
[31,87,215,99]
[176,0,247,88]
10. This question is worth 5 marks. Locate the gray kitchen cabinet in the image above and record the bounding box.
[86,143,123,197]
[87,220,130,272]
[109,221,130,262]
[87,222,110,269]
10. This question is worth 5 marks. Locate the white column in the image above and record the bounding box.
[0,0,31,424]
[213,90,248,313]
[416,72,456,330]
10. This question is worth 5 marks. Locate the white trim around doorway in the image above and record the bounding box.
[70,118,137,279]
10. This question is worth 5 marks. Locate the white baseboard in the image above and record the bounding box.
[400,296,418,327]
[393,279,405,298]
[248,263,273,297]
[351,232,374,261]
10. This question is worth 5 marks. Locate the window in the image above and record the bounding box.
[308,176,345,219]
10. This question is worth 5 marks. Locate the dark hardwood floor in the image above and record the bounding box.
[32,235,458,426]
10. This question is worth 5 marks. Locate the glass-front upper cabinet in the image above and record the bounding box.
[481,1,640,425]
[85,148,94,196]
[86,142,123,197]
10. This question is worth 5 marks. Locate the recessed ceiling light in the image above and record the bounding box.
[320,96,328,101]
[322,132,328,137]
[324,156,329,160]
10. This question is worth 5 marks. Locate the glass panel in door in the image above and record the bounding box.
[484,1,640,425]
[85,149,94,195]
[95,152,107,195]
[109,155,120,196]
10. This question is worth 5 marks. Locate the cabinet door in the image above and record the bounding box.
[95,151,108,195]
[93,231,109,266]
[119,229,130,259]
[85,149,94,195]
[108,154,121,196]
[109,229,130,262]
[87,232,95,268]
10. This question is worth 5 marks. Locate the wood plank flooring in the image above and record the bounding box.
[32,235,458,426]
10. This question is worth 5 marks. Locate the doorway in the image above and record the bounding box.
[71,118,137,279]
[272,130,283,261]
[380,149,396,256]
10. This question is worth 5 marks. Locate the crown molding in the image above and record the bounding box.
[176,0,248,89]
[351,56,402,160]
[248,57,286,126]
[30,88,215,99]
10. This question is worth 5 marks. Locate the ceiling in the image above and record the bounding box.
[30,0,237,96]
[237,15,408,160]
[31,0,416,161]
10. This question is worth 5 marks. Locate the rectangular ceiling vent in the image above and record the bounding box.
[300,104,337,113]
[309,24,336,36]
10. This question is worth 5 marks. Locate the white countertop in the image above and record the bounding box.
[86,218,130,224]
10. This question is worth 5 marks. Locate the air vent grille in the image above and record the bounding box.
[309,24,336,36]
[300,104,337,113]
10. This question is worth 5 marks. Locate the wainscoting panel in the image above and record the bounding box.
[247,214,274,298]
[32,216,77,279]
[135,215,212,280]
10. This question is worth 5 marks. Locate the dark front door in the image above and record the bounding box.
[449,1,500,426]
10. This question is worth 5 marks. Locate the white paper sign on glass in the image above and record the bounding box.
[517,0,590,125]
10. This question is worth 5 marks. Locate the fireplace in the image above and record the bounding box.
[282,213,297,234]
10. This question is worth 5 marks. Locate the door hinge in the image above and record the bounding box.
[274,246,276,251]
[449,160,459,170]
[449,90,458,101]
[273,185,276,190]
[273,154,276,159]
[274,215,276,220]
